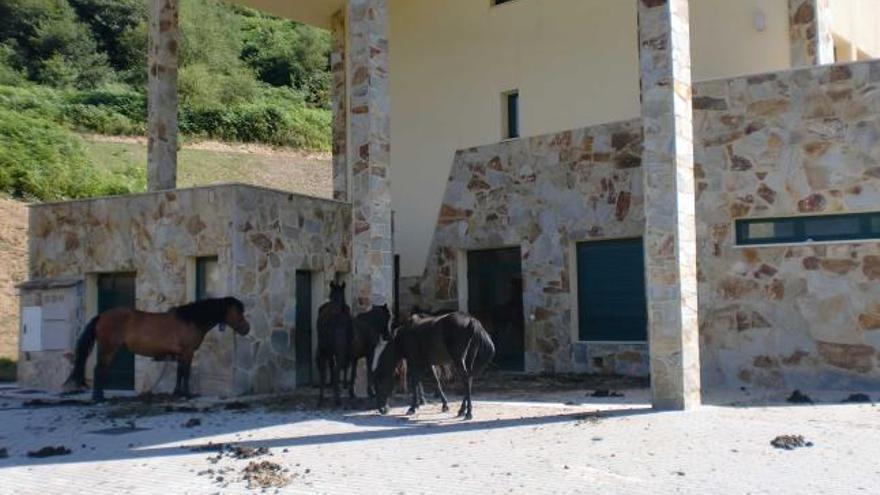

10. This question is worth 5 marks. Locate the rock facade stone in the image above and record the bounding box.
[147,0,179,191]
[331,10,348,203]
[417,119,646,375]
[347,0,393,312]
[694,59,880,391]
[789,0,835,67]
[25,184,350,395]
[416,58,880,392]
[637,0,702,410]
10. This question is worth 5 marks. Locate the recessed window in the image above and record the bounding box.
[492,0,516,5]
[736,213,880,245]
[195,256,220,300]
[502,90,519,140]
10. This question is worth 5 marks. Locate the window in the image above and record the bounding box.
[195,256,220,300]
[503,90,519,139]
[736,213,880,246]
[492,0,516,5]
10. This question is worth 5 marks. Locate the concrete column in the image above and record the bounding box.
[637,0,701,411]
[147,0,179,191]
[331,10,349,202]
[347,0,393,312]
[789,0,835,67]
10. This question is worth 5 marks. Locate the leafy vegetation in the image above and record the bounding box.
[0,0,332,200]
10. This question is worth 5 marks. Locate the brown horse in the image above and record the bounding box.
[63,297,250,401]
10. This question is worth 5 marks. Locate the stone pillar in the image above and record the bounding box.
[637,0,701,411]
[331,10,349,202]
[789,0,834,67]
[347,0,393,312]
[147,0,179,191]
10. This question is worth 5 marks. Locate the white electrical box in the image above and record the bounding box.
[21,306,42,352]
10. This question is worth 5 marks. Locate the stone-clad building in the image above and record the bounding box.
[18,0,880,407]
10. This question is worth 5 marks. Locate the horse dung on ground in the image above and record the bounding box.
[373,312,495,420]
[63,297,250,401]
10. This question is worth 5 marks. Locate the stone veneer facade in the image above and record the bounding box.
[789,0,835,68]
[21,184,350,395]
[347,0,394,312]
[413,58,880,391]
[637,0,701,409]
[146,0,179,192]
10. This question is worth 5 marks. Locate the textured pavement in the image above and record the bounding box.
[0,384,878,494]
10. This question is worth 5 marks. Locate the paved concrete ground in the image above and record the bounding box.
[0,383,878,494]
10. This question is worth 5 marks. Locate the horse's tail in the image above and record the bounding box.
[63,316,99,389]
[469,317,496,376]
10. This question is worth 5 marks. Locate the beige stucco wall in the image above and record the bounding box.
[831,0,880,60]
[390,0,794,276]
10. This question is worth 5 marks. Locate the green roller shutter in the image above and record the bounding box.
[577,238,647,342]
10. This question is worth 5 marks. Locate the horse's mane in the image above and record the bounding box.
[173,297,242,329]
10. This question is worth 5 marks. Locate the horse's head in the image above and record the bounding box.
[367,304,393,341]
[373,329,401,415]
[328,281,346,306]
[221,297,251,336]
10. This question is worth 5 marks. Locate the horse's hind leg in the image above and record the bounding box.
[92,344,111,402]
[429,367,449,413]
[463,375,474,420]
[175,355,194,398]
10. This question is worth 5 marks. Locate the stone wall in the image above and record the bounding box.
[694,60,880,390]
[25,184,350,395]
[229,186,350,395]
[417,59,880,389]
[417,119,647,374]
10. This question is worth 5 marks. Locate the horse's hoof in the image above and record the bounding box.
[441,405,450,413]
[378,406,389,415]
[406,407,417,416]
[456,410,465,418]
[464,413,473,421]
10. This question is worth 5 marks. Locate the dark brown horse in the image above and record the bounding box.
[316,281,352,407]
[374,312,495,420]
[347,304,392,399]
[63,297,250,401]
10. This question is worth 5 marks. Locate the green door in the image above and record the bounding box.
[577,238,648,342]
[295,270,313,386]
[97,273,136,390]
[467,248,525,371]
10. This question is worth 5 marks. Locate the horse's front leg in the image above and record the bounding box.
[348,359,357,400]
[331,358,342,407]
[366,354,375,399]
[174,356,193,398]
[316,355,326,408]
[406,362,424,416]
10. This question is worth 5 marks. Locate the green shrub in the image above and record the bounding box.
[0,107,142,200]
[0,358,15,382]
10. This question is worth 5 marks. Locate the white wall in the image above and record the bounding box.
[832,0,880,60]
[389,0,792,276]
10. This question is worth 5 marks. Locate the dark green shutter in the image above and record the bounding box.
[97,273,136,390]
[577,238,647,342]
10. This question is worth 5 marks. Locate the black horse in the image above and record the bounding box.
[316,281,352,407]
[374,312,495,420]
[348,304,392,399]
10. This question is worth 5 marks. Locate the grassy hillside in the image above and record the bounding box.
[81,136,332,198]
